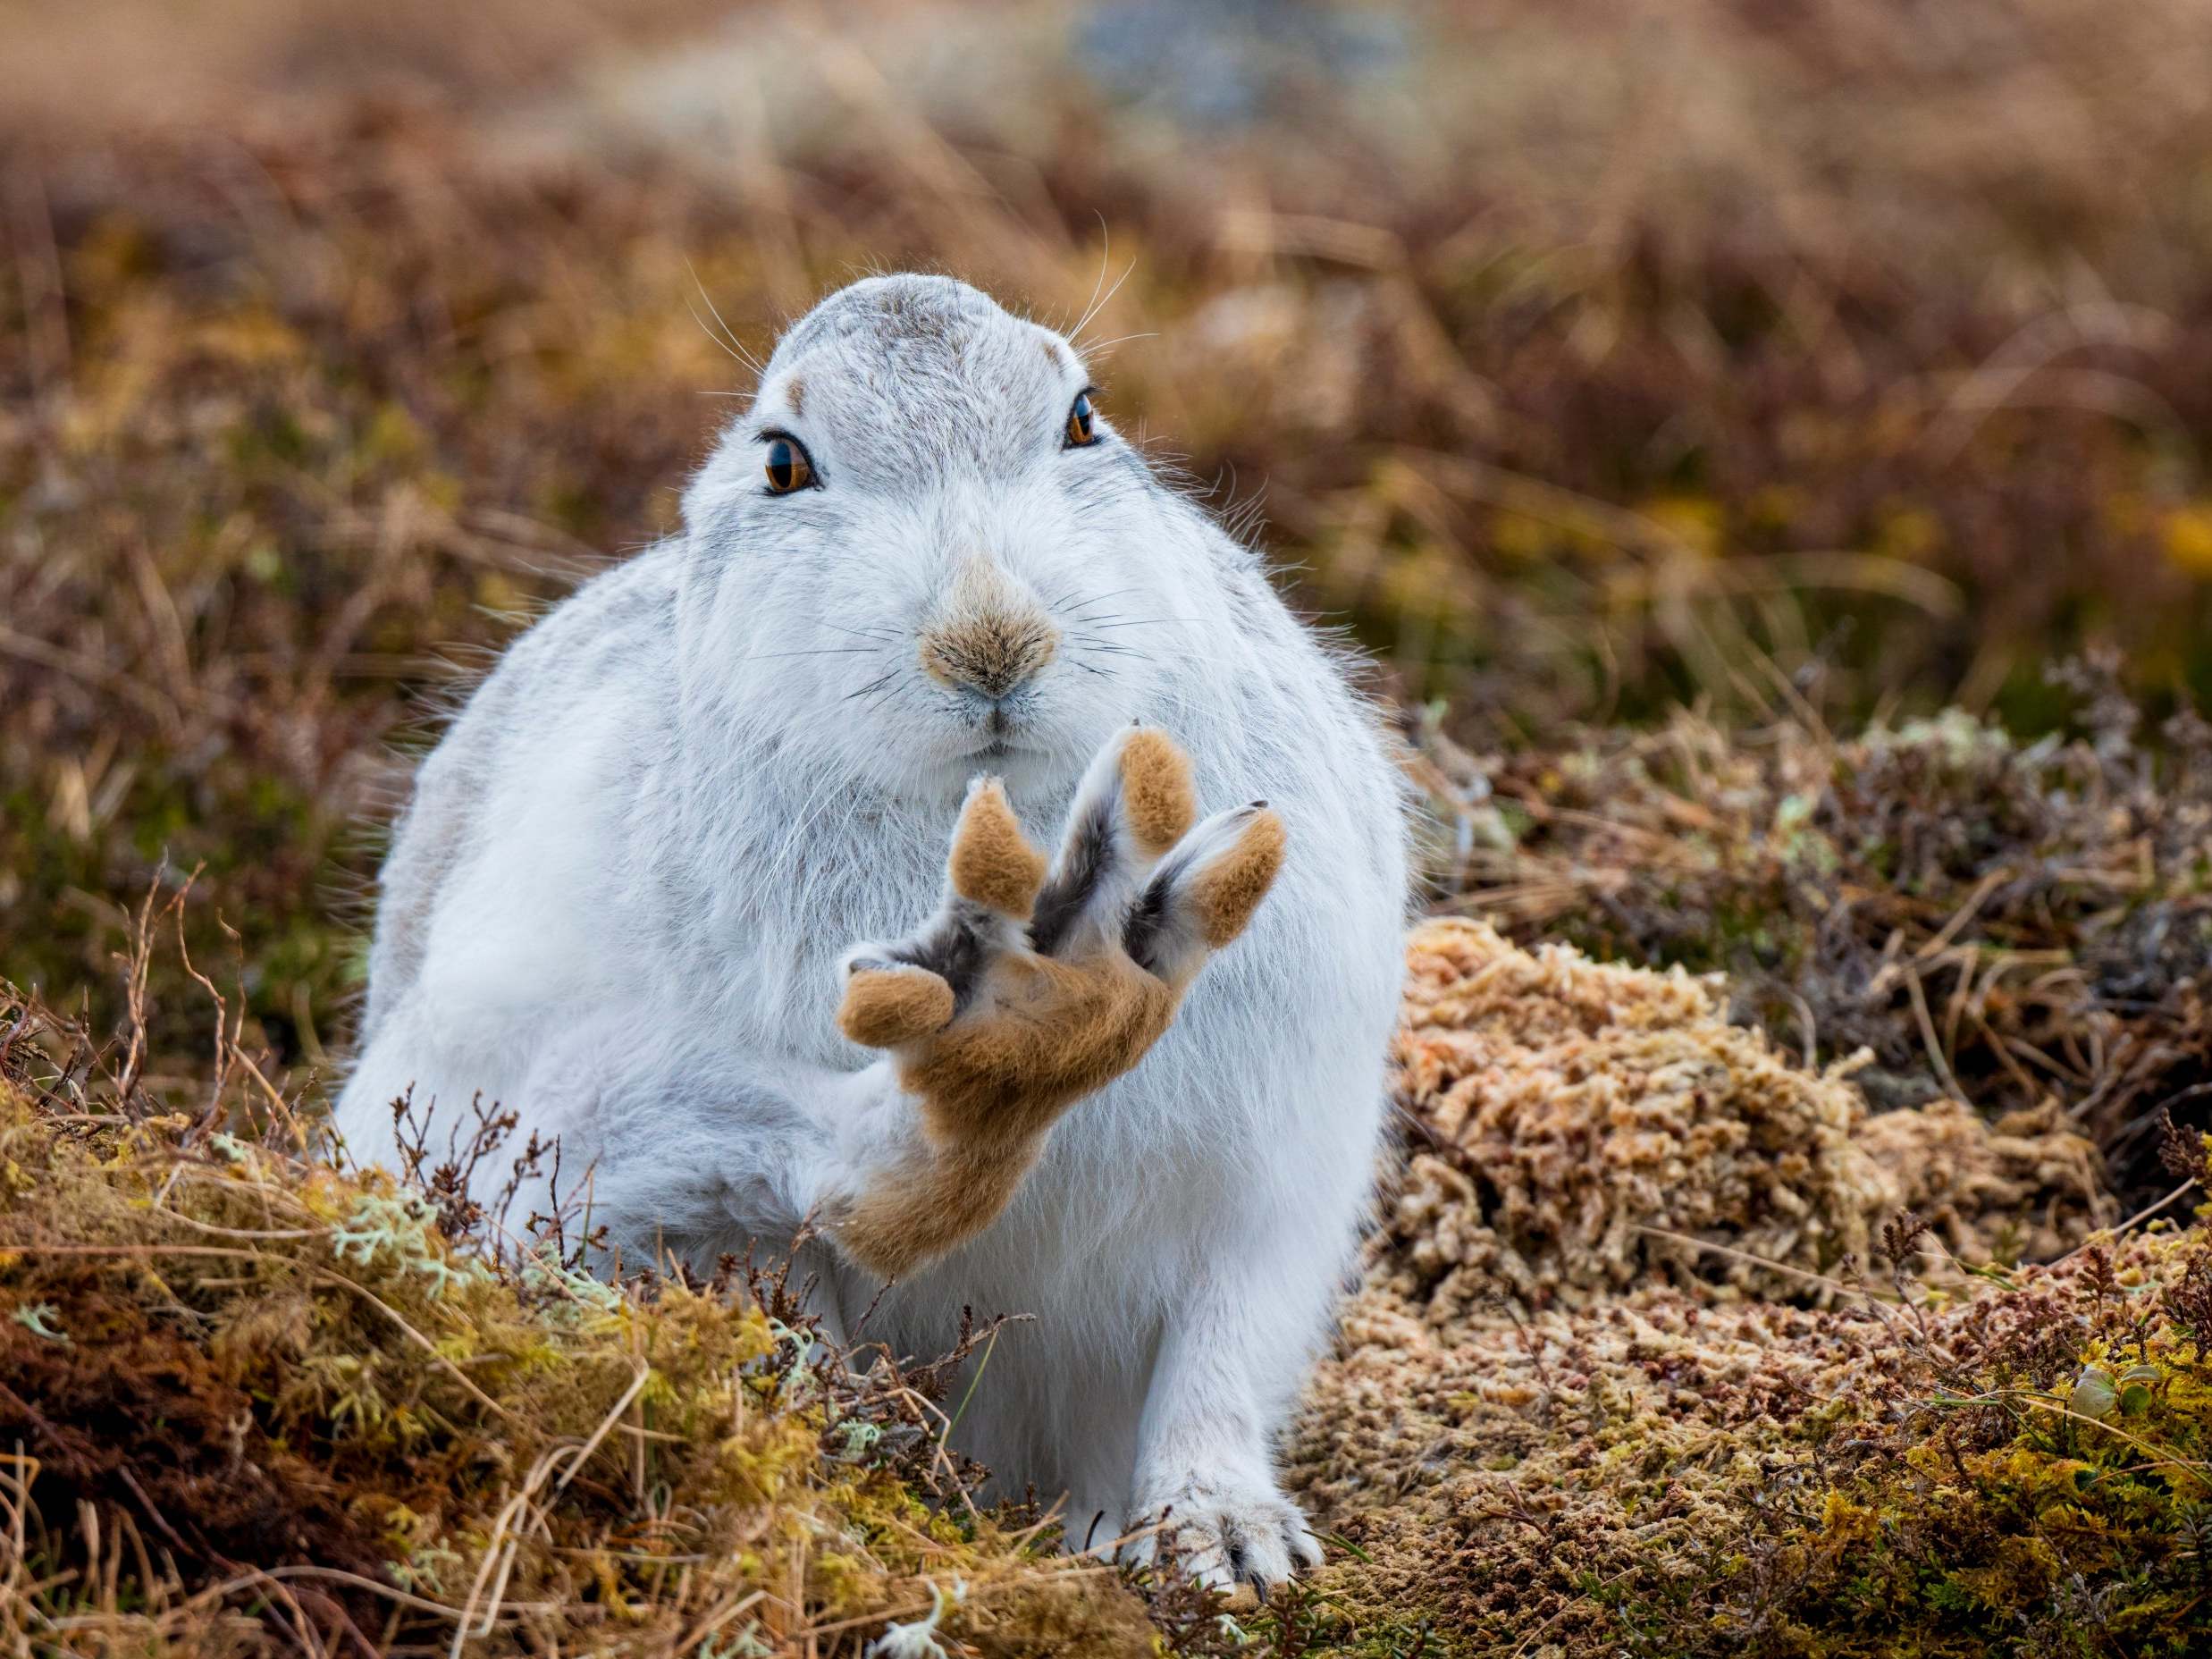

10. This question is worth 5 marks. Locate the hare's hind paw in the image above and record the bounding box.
[1128,1476,1322,1596]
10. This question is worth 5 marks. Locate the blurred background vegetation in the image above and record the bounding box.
[4,0,2211,1166]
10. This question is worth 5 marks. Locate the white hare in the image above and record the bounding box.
[337,274,1409,1588]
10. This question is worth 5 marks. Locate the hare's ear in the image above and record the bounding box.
[1123,804,1285,990]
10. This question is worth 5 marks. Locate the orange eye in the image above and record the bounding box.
[764,436,814,493]
[1064,391,1098,448]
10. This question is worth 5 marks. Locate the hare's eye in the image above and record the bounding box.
[763,435,815,494]
[1064,391,1098,449]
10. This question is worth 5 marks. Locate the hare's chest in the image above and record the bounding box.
[681,806,957,1063]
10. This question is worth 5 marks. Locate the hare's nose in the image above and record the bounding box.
[916,556,1060,699]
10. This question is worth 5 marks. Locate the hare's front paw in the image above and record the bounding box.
[836,725,1283,1143]
[1128,1472,1323,1595]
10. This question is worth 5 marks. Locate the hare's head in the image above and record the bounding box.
[681,275,1227,798]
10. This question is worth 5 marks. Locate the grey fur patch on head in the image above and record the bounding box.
[754,275,1083,488]
[774,274,1001,363]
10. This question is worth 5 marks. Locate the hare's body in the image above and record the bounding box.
[339,276,1408,1582]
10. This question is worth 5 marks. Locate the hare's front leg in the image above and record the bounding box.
[1125,1236,1337,1593]
[824,726,1283,1278]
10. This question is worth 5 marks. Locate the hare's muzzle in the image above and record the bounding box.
[916,553,1060,701]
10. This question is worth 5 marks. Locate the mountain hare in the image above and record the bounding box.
[337,274,1409,1588]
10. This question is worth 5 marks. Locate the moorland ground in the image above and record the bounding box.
[4,3,2212,1653]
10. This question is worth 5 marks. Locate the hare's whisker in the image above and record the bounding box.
[1070,257,1137,347]
[1076,331,1157,358]
[685,257,765,375]
[1065,636,1153,660]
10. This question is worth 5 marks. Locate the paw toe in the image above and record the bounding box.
[838,964,956,1048]
[1224,1524,1294,1594]
[1116,727,1197,856]
[1185,805,1285,948]
[1126,804,1289,983]
[948,778,1048,918]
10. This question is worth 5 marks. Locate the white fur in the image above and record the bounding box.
[337,275,1409,1585]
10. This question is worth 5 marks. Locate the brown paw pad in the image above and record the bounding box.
[1189,809,1286,948]
[1119,728,1197,856]
[839,966,956,1048]
[948,779,1049,918]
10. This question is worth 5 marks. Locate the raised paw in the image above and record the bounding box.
[828,727,1285,1276]
[1128,1474,1324,1597]
[837,725,1283,1091]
